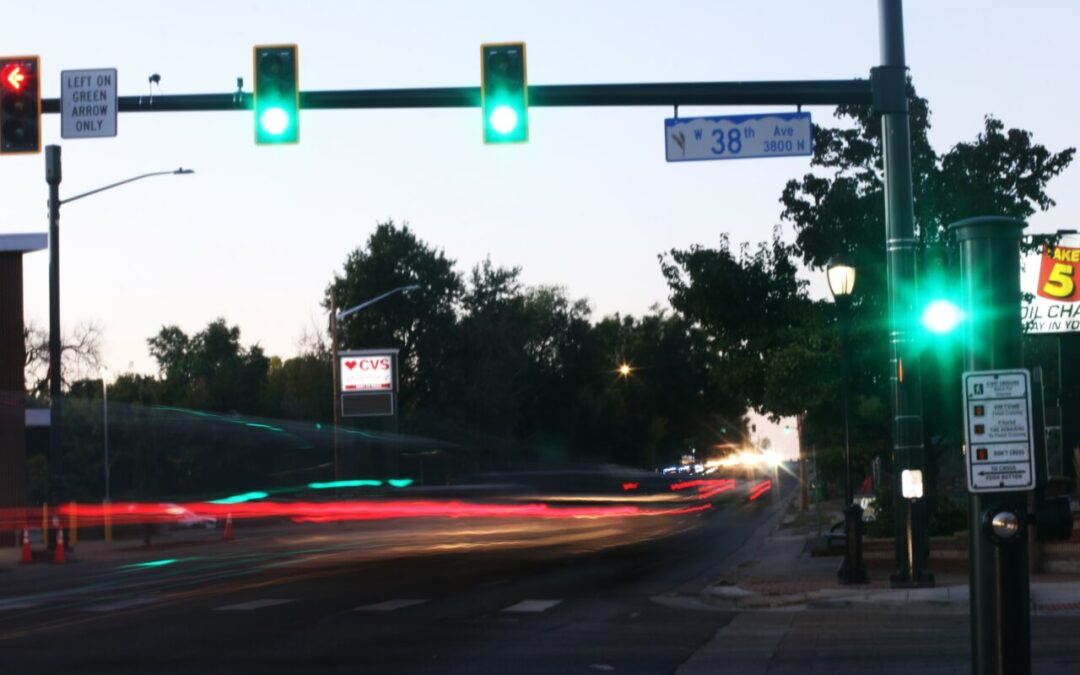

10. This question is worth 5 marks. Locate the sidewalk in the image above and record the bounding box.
[672,497,1080,674]
[699,496,1080,614]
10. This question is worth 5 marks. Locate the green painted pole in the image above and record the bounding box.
[878,0,933,588]
[951,216,1030,675]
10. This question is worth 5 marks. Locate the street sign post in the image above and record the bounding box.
[664,111,811,162]
[60,68,117,139]
[962,369,1035,493]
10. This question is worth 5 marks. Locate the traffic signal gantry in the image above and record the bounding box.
[12,7,942,657]
[0,55,41,154]
[253,44,300,145]
[480,42,528,144]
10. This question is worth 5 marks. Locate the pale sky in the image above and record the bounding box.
[2,0,1077,399]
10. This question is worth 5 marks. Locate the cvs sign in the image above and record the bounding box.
[340,354,394,391]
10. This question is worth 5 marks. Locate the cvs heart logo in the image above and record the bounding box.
[344,360,357,370]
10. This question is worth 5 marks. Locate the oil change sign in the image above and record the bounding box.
[1021,233,1080,334]
[340,354,393,391]
[962,369,1035,493]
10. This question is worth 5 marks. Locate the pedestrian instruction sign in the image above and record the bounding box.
[962,369,1035,493]
[61,68,117,138]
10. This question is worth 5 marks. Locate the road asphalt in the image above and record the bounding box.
[1,484,1078,674]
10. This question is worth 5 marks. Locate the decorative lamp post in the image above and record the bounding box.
[827,255,869,585]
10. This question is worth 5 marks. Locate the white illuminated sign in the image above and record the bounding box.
[340,354,393,392]
[901,469,924,499]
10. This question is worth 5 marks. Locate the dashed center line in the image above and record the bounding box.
[502,599,562,613]
[214,599,296,611]
[355,599,429,612]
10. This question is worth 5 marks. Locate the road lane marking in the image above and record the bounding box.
[81,597,159,613]
[0,600,40,610]
[354,599,429,611]
[502,599,562,613]
[214,599,296,611]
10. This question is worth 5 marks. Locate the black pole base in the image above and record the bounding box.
[837,504,870,585]
[888,572,936,589]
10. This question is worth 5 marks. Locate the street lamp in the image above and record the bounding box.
[330,284,421,481]
[617,363,632,379]
[827,255,869,585]
[45,145,192,544]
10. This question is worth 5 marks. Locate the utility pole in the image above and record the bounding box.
[878,0,933,588]
[45,145,63,549]
[331,293,341,482]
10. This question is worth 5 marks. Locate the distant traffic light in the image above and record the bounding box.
[0,56,41,154]
[253,45,299,145]
[481,43,528,144]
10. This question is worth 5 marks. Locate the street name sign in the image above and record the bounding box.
[665,111,811,162]
[61,68,117,138]
[962,369,1035,493]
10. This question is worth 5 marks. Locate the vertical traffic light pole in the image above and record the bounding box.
[952,216,1030,675]
[878,0,932,588]
[45,145,64,543]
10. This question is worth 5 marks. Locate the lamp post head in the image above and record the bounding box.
[618,363,632,378]
[173,168,194,175]
[826,255,856,299]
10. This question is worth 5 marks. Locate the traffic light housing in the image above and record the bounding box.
[481,43,528,144]
[0,56,41,154]
[253,45,299,145]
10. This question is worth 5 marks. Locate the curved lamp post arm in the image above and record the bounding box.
[60,168,194,206]
[336,284,420,322]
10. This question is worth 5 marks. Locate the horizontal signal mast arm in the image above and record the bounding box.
[39,78,872,113]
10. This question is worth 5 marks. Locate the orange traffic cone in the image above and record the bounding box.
[20,527,32,565]
[223,513,234,541]
[54,528,66,564]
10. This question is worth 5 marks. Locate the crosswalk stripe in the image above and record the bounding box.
[82,597,158,613]
[214,599,296,611]
[354,599,429,612]
[502,599,562,613]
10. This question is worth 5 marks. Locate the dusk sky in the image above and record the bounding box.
[2,1,1077,455]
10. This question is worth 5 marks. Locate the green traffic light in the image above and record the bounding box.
[254,44,299,145]
[488,104,519,135]
[259,107,291,136]
[481,43,528,144]
[920,299,964,334]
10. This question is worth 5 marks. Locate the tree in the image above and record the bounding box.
[661,229,830,419]
[147,319,269,414]
[24,319,104,397]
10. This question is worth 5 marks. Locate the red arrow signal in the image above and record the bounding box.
[1,64,25,91]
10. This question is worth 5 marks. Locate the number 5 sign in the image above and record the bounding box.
[1022,234,1080,334]
[1037,243,1080,301]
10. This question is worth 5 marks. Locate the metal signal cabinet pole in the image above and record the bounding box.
[951,216,1030,675]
